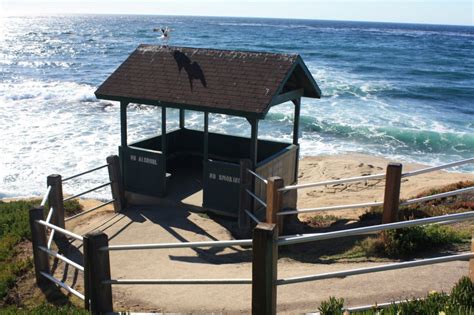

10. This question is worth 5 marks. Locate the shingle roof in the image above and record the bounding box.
[95,45,320,118]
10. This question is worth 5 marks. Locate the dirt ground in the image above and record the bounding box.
[62,153,473,313]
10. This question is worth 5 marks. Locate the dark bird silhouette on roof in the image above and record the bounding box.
[173,50,207,91]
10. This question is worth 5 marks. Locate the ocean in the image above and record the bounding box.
[0,15,473,199]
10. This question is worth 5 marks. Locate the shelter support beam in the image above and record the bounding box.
[249,118,259,169]
[292,97,301,182]
[179,109,185,129]
[203,112,209,178]
[120,101,128,147]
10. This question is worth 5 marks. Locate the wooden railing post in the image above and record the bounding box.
[470,233,474,282]
[239,159,252,231]
[107,155,126,212]
[47,174,65,229]
[252,223,277,315]
[29,207,50,286]
[382,163,402,224]
[84,231,113,314]
[266,177,284,231]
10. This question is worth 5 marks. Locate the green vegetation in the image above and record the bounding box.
[323,181,473,261]
[318,296,345,314]
[318,276,474,315]
[305,214,340,228]
[360,180,474,223]
[0,199,83,312]
[1,303,88,315]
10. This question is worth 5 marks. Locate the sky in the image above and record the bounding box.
[1,0,473,26]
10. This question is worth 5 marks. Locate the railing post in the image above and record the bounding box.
[382,163,402,224]
[84,231,113,314]
[47,174,65,229]
[252,223,277,315]
[266,177,284,231]
[470,233,474,282]
[107,155,126,212]
[29,207,50,286]
[239,159,252,231]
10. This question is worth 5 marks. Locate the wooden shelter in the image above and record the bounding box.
[95,45,321,217]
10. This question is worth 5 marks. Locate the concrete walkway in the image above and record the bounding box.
[69,205,469,314]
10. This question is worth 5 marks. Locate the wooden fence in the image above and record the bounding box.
[29,157,474,314]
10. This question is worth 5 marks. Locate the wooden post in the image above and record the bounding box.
[84,231,113,314]
[161,106,167,192]
[107,155,126,212]
[29,207,50,286]
[47,174,65,229]
[179,109,185,129]
[470,233,474,282]
[382,163,402,224]
[252,223,277,315]
[266,177,284,231]
[238,159,252,231]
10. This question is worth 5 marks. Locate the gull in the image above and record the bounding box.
[153,27,171,45]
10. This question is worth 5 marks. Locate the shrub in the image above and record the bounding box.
[319,276,474,314]
[379,225,468,258]
[318,296,344,315]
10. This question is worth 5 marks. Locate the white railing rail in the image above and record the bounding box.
[276,252,473,285]
[37,220,84,241]
[278,211,474,246]
[246,189,267,208]
[399,186,474,206]
[280,172,386,192]
[279,157,473,192]
[40,185,52,207]
[103,278,252,285]
[40,272,85,300]
[102,238,252,251]
[63,182,112,202]
[402,157,474,178]
[65,199,115,222]
[61,163,109,182]
[278,186,473,216]
[247,169,268,185]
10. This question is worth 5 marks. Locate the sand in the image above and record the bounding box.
[45,154,474,313]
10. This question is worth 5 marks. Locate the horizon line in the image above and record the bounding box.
[3,12,473,27]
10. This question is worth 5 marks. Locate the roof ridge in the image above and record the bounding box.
[137,44,299,58]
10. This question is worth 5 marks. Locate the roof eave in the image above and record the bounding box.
[94,93,266,119]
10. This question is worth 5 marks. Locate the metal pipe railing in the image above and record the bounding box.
[103,278,252,285]
[62,164,109,182]
[276,252,473,285]
[65,199,115,222]
[45,207,54,223]
[37,220,84,241]
[103,238,252,251]
[400,186,474,206]
[40,271,85,300]
[63,182,111,202]
[247,169,268,185]
[40,186,51,207]
[401,157,474,178]
[246,189,267,208]
[278,211,474,246]
[245,209,261,224]
[38,246,84,272]
[278,201,384,216]
[279,173,386,192]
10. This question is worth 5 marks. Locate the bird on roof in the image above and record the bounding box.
[153,27,171,45]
